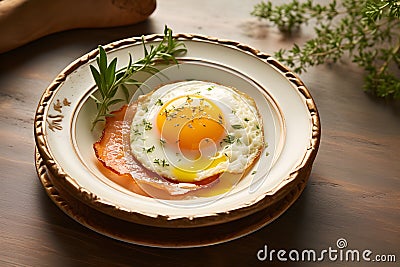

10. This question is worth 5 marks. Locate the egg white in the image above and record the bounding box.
[129,80,264,182]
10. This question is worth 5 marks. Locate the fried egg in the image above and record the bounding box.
[129,80,264,183]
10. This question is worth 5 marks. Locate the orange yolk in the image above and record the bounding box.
[156,95,226,156]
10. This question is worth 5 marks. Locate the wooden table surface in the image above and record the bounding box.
[1,0,399,266]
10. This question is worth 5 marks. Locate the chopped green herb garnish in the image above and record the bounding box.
[156,99,164,106]
[132,129,141,135]
[153,158,170,167]
[145,145,155,153]
[143,119,152,130]
[160,139,166,146]
[232,124,243,129]
[222,134,236,144]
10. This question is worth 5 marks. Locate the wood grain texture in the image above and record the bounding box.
[0,0,399,266]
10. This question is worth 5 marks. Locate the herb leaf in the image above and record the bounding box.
[222,134,236,144]
[232,124,243,129]
[90,26,187,130]
[252,0,400,98]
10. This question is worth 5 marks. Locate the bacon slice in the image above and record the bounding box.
[94,105,132,175]
[93,104,219,198]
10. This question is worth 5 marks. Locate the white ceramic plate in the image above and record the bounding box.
[35,34,320,228]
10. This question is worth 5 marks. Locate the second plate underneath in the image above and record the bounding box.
[36,149,308,248]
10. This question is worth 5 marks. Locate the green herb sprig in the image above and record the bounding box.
[89,26,187,130]
[252,0,400,98]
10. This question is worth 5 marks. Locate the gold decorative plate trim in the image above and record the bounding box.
[34,33,321,228]
[36,149,309,247]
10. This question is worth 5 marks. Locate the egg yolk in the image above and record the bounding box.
[156,95,226,156]
[172,153,228,183]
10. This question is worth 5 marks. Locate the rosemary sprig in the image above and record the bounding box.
[252,0,400,99]
[89,26,187,130]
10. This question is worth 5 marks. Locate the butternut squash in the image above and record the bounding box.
[0,0,156,53]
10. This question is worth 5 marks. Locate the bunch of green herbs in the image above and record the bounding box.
[89,26,186,130]
[252,0,400,98]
